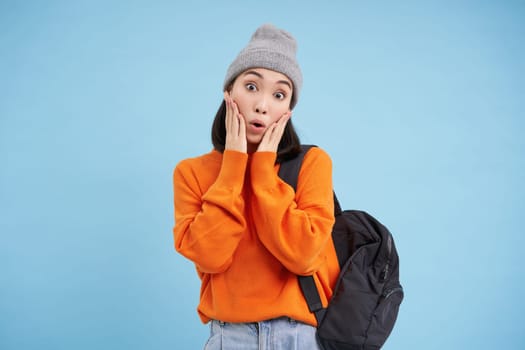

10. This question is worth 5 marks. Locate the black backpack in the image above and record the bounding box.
[278,145,404,350]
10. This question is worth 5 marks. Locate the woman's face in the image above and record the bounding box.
[229,68,293,149]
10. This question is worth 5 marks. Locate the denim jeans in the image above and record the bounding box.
[203,317,321,350]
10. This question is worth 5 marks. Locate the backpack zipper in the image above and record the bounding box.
[379,234,393,283]
[382,286,403,299]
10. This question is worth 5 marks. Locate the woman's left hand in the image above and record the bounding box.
[257,112,292,152]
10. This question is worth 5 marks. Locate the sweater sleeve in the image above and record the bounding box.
[249,148,335,276]
[173,151,248,274]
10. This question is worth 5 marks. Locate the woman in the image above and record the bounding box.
[173,23,338,349]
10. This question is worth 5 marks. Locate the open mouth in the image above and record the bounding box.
[250,121,266,128]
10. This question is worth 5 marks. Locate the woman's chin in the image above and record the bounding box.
[246,135,263,146]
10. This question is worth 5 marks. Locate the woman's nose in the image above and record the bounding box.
[255,97,268,114]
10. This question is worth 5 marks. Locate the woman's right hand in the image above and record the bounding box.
[224,91,247,153]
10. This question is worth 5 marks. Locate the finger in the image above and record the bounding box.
[271,114,290,145]
[264,122,279,146]
[226,97,237,136]
[238,112,246,139]
[232,100,242,136]
[224,92,232,132]
[256,112,291,152]
[259,124,274,149]
[278,112,291,128]
[272,113,290,140]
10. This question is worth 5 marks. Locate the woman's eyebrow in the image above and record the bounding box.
[276,80,292,90]
[242,70,292,90]
[243,70,264,79]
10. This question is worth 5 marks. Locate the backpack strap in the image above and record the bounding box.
[278,144,327,325]
[277,145,315,191]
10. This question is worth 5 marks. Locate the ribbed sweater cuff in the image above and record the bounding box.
[250,152,278,189]
[216,150,248,191]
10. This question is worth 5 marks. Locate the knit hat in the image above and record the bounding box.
[223,23,303,109]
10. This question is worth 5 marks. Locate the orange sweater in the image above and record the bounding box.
[172,148,338,326]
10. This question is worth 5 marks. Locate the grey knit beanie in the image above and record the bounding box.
[223,23,303,109]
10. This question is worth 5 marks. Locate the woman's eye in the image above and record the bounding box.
[246,83,257,91]
[274,92,285,100]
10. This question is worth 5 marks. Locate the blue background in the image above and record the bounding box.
[1,1,524,349]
